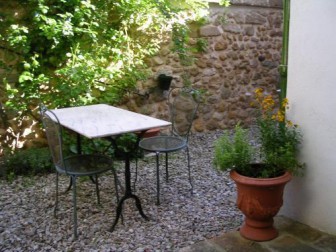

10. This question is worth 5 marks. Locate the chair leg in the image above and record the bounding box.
[54,173,59,217]
[156,152,160,205]
[64,177,72,193]
[165,152,169,182]
[72,176,78,239]
[95,174,100,205]
[186,146,193,194]
[133,157,138,192]
[112,168,123,223]
[90,175,97,184]
[112,169,120,203]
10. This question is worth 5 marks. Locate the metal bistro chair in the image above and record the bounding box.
[138,87,200,205]
[40,105,119,239]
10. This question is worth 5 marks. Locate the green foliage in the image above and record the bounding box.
[1,0,219,175]
[214,124,255,175]
[65,135,113,156]
[2,0,210,115]
[214,89,304,178]
[195,38,208,53]
[258,116,304,177]
[217,0,231,25]
[1,147,53,180]
[254,88,304,177]
[0,0,214,154]
[115,133,138,153]
[219,0,231,7]
[170,0,212,66]
[172,23,194,66]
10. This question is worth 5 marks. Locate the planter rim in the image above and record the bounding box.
[230,170,292,187]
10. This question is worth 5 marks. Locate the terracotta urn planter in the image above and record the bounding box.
[230,169,292,241]
[142,128,161,138]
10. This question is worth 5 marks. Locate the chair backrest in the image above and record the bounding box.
[168,87,200,140]
[40,104,65,172]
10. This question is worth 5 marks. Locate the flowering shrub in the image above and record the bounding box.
[254,88,304,177]
[214,88,304,178]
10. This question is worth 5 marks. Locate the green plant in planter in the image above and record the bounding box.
[214,87,304,242]
[214,88,304,178]
[115,133,138,154]
[214,123,255,176]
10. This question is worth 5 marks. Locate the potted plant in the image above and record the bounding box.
[214,88,304,241]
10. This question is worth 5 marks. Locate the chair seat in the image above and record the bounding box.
[57,155,113,176]
[139,136,187,153]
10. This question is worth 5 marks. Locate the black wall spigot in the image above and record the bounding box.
[157,74,173,91]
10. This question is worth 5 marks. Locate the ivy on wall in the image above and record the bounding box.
[0,0,221,151]
[0,0,212,117]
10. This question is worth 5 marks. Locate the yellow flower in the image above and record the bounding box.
[255,88,263,96]
[253,88,294,125]
[286,120,293,127]
[271,111,285,122]
[281,98,289,110]
[254,88,264,103]
[261,95,275,111]
[277,111,285,122]
[282,98,288,107]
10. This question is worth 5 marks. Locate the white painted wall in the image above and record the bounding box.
[280,0,336,235]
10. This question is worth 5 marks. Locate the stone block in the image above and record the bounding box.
[193,119,205,132]
[220,87,232,99]
[270,29,283,37]
[207,95,219,104]
[160,47,170,56]
[245,12,267,25]
[237,110,249,119]
[231,43,239,51]
[152,56,164,66]
[211,232,268,252]
[195,59,207,68]
[206,120,219,130]
[313,235,336,251]
[244,26,255,36]
[214,62,223,69]
[176,95,196,111]
[275,217,323,243]
[232,12,245,24]
[269,0,283,8]
[262,60,278,69]
[217,102,227,113]
[209,74,221,84]
[213,112,224,121]
[214,41,228,51]
[223,24,242,34]
[266,235,321,251]
[219,52,226,61]
[231,0,282,8]
[203,68,217,77]
[200,25,222,37]
[248,42,256,49]
[249,59,258,68]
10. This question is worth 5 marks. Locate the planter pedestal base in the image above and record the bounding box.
[240,218,278,241]
[230,169,292,242]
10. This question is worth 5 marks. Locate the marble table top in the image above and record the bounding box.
[51,104,171,138]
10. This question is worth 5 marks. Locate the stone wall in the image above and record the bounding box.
[122,1,283,132]
[0,0,283,150]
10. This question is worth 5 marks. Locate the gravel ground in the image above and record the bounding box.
[0,130,243,251]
